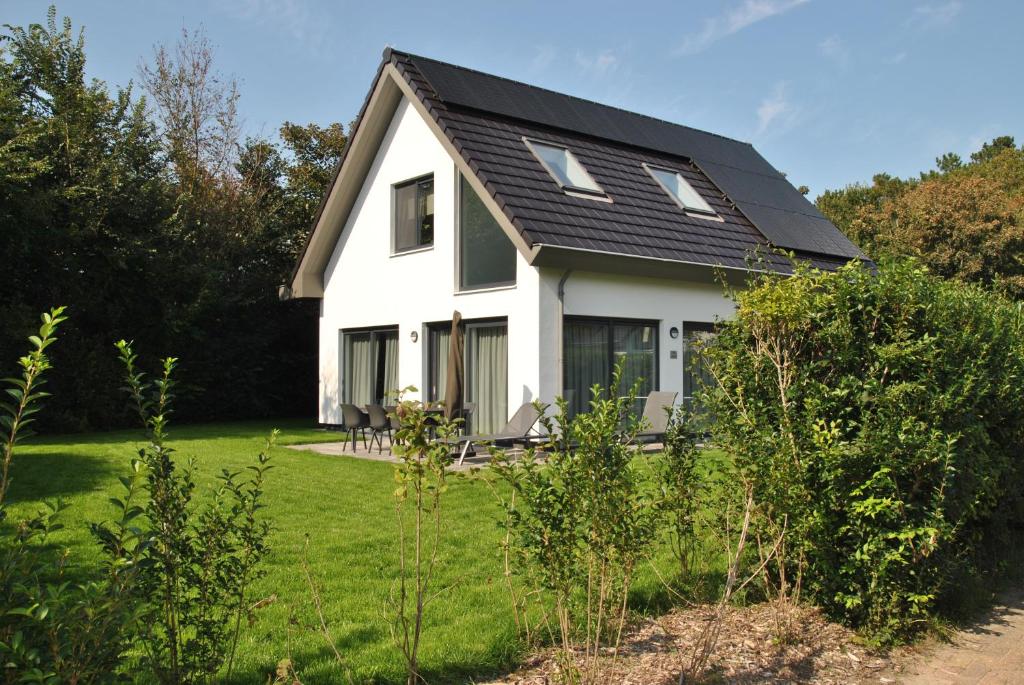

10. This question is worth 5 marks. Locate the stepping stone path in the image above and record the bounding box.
[890,589,1024,685]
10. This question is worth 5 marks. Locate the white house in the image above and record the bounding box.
[287,49,865,433]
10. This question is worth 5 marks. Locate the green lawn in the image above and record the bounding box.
[6,419,686,683]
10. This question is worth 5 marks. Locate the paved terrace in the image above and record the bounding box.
[288,432,664,471]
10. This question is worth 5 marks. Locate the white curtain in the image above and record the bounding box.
[345,333,373,405]
[430,327,450,402]
[467,324,507,434]
[381,332,399,404]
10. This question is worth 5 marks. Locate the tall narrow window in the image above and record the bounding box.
[465,321,508,434]
[394,175,434,252]
[342,327,399,405]
[644,164,716,215]
[525,139,605,195]
[459,174,516,290]
[563,317,657,417]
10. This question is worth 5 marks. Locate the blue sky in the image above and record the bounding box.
[5,0,1021,196]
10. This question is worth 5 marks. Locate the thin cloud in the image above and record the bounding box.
[910,1,963,29]
[530,45,557,72]
[756,82,797,136]
[675,0,811,56]
[818,34,850,67]
[884,51,908,65]
[220,0,326,50]
[574,49,619,77]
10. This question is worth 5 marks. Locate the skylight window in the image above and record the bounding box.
[524,139,605,195]
[644,164,716,215]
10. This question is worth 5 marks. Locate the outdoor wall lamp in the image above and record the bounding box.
[669,326,680,339]
[410,330,418,343]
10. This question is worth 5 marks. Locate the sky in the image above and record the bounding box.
[4,0,1021,196]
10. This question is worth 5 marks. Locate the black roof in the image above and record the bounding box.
[387,49,864,271]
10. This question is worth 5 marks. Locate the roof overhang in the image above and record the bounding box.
[529,244,759,288]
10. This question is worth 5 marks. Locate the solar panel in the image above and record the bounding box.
[406,52,864,260]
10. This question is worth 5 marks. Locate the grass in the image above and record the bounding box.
[5,419,698,683]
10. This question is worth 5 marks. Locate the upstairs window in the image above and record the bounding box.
[459,174,516,290]
[524,139,605,196]
[644,164,716,216]
[393,175,434,252]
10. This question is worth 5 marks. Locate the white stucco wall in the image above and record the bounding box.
[318,95,738,425]
[536,268,736,404]
[318,97,542,424]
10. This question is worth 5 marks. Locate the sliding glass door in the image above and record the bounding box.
[564,317,658,417]
[465,321,507,434]
[342,327,398,406]
[682,322,716,414]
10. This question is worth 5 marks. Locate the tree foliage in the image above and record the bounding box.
[0,8,346,430]
[817,137,1024,299]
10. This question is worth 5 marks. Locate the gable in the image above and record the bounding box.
[289,64,534,298]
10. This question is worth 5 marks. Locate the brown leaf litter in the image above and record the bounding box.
[480,603,896,684]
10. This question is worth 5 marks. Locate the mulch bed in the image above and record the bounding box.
[482,603,895,684]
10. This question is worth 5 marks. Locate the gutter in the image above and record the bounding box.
[555,269,573,398]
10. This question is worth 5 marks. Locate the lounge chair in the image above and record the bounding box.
[451,402,542,465]
[635,391,679,443]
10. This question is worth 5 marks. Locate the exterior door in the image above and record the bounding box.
[464,321,508,434]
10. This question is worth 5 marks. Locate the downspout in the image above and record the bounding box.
[555,269,573,398]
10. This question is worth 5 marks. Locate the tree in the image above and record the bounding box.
[1,7,344,430]
[0,7,172,429]
[817,137,1024,299]
[138,27,240,194]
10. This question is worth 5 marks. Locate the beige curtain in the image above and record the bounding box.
[381,332,399,403]
[467,324,507,434]
[345,332,372,405]
[430,327,451,402]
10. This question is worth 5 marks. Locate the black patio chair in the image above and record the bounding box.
[340,403,370,452]
[366,404,392,454]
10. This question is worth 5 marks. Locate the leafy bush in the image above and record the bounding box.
[489,367,660,682]
[94,341,275,683]
[387,390,460,685]
[0,308,142,683]
[655,410,703,581]
[701,258,1024,642]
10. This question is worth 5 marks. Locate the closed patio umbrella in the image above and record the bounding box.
[443,310,463,421]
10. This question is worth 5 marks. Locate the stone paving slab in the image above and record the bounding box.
[892,589,1024,684]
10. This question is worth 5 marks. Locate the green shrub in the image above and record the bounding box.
[701,258,1024,642]
[489,366,660,682]
[655,409,703,581]
[94,341,275,684]
[0,308,142,684]
[387,390,460,685]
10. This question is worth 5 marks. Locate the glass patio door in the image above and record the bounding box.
[465,321,507,434]
[681,321,716,414]
[563,317,658,417]
[343,328,399,405]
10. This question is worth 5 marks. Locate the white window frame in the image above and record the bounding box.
[642,163,719,218]
[523,137,607,198]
